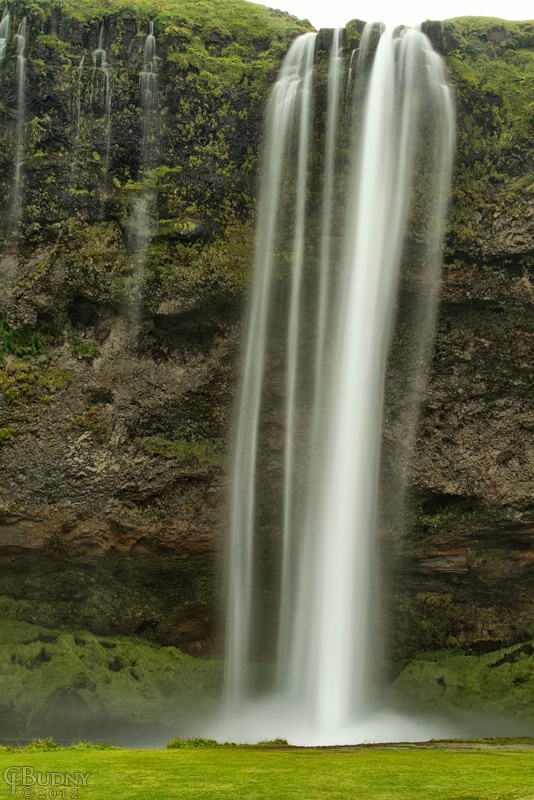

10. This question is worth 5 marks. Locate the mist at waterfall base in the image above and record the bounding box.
[206,24,456,746]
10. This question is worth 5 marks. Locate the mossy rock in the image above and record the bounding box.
[0,604,224,740]
[389,640,534,731]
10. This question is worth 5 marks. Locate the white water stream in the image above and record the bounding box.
[0,7,10,70]
[139,20,159,165]
[9,16,27,236]
[91,22,113,179]
[127,21,160,336]
[217,23,455,745]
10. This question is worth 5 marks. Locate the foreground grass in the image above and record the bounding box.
[1,744,534,799]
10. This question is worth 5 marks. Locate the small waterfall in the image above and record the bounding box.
[69,24,113,214]
[139,20,159,164]
[91,22,113,178]
[10,16,28,236]
[75,54,86,135]
[127,21,160,336]
[218,23,455,745]
[0,7,10,70]
[69,54,85,199]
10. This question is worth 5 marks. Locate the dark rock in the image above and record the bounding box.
[489,644,534,668]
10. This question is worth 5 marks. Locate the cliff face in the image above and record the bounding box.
[0,0,310,652]
[385,18,534,659]
[0,5,533,661]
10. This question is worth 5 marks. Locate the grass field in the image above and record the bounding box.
[2,741,534,800]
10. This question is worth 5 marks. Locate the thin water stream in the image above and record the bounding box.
[9,16,27,236]
[0,7,10,70]
[91,22,113,179]
[128,21,160,337]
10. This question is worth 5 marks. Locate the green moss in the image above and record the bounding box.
[152,220,254,301]
[0,619,47,645]
[43,0,311,39]
[414,501,482,533]
[0,360,74,404]
[440,18,534,257]
[0,596,33,621]
[158,217,203,239]
[132,436,224,466]
[38,369,74,391]
[0,319,49,358]
[389,640,534,727]
[75,405,108,434]
[60,220,129,303]
[0,427,15,444]
[0,611,224,735]
[35,33,72,62]
[68,332,101,363]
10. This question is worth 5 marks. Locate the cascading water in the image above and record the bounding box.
[127,20,159,334]
[223,32,318,700]
[0,7,10,70]
[139,20,159,165]
[69,25,113,214]
[91,22,113,179]
[216,23,455,745]
[69,54,86,198]
[9,16,27,236]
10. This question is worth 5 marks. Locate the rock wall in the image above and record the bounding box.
[0,5,533,660]
[386,17,534,658]
[0,0,310,652]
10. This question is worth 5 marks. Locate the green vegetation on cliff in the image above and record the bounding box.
[435,17,534,262]
[24,0,311,38]
[0,0,310,321]
[131,435,224,465]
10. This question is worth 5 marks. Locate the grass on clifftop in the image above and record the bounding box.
[23,0,313,40]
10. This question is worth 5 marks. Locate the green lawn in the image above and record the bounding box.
[2,743,534,799]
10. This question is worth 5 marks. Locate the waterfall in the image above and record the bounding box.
[75,54,86,139]
[127,21,159,335]
[69,24,113,213]
[91,22,113,179]
[0,7,10,70]
[218,23,455,745]
[223,31,318,701]
[139,20,159,165]
[68,54,85,202]
[10,16,27,236]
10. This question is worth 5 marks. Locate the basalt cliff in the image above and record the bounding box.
[0,2,533,675]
